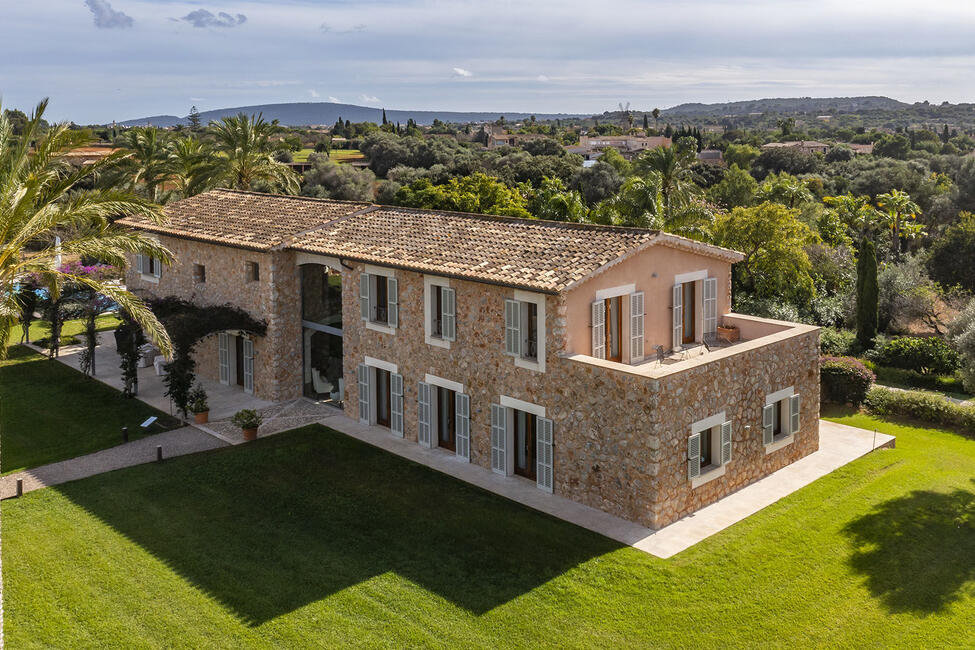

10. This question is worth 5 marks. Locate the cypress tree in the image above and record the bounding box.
[643,114,649,131]
[382,108,388,125]
[856,238,879,349]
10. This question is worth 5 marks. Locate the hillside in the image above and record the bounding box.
[660,96,911,117]
[117,102,586,127]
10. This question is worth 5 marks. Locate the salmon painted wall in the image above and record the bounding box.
[563,244,732,359]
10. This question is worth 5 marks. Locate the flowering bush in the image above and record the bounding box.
[58,262,121,282]
[820,356,875,406]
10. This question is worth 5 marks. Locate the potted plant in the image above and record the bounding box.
[231,408,262,441]
[188,384,210,424]
[717,323,740,343]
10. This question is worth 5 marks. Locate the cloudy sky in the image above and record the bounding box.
[3,0,975,123]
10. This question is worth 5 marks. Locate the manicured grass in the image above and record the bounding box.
[9,313,121,347]
[5,419,975,647]
[0,345,177,474]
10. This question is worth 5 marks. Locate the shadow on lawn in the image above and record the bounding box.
[842,481,975,615]
[55,425,620,625]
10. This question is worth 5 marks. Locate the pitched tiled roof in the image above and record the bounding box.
[118,189,371,251]
[123,189,743,292]
[291,206,662,292]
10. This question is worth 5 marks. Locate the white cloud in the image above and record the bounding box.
[308,89,320,98]
[84,0,133,29]
[536,74,549,82]
[359,94,381,105]
[452,67,473,77]
[177,9,247,29]
[328,96,341,103]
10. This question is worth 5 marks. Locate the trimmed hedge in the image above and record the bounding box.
[865,386,975,433]
[820,356,875,406]
[864,362,970,396]
[870,336,960,375]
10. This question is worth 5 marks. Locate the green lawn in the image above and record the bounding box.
[4,416,974,647]
[0,345,177,474]
[10,313,121,347]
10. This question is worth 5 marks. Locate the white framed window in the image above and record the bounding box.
[135,254,162,282]
[503,289,546,372]
[687,411,732,488]
[417,374,470,461]
[763,386,800,453]
[360,265,398,334]
[671,270,717,351]
[358,357,401,435]
[424,276,456,348]
[491,395,553,492]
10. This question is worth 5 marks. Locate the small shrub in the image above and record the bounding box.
[872,336,960,375]
[820,356,875,406]
[865,386,975,433]
[187,384,209,414]
[820,327,857,356]
[231,409,262,430]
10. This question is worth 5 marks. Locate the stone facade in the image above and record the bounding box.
[129,237,820,531]
[125,236,302,402]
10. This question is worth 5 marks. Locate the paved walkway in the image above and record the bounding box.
[0,427,227,500]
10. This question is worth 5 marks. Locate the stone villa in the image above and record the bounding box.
[121,189,820,529]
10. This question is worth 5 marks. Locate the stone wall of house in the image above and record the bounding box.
[123,236,293,401]
[341,261,820,529]
[646,328,821,528]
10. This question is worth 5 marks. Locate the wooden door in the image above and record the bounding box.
[682,282,696,344]
[375,368,391,427]
[437,386,456,451]
[604,297,622,362]
[513,410,537,480]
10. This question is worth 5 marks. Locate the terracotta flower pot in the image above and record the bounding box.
[717,326,740,343]
[193,411,209,424]
[242,427,258,441]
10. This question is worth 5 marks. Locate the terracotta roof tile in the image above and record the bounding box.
[123,189,743,292]
[291,206,659,292]
[118,189,371,251]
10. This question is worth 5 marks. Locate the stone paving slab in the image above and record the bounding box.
[0,426,227,500]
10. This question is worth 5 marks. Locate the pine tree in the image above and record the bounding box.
[856,238,879,349]
[188,105,201,131]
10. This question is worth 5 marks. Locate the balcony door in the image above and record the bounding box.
[682,281,696,344]
[603,296,622,362]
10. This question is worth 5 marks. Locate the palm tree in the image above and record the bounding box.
[209,113,299,193]
[0,99,173,357]
[876,189,923,259]
[116,126,177,202]
[633,145,701,222]
[169,136,220,198]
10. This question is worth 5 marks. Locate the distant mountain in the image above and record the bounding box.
[661,96,911,117]
[117,102,586,127]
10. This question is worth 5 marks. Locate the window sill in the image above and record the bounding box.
[765,434,794,455]
[425,335,450,349]
[139,274,160,284]
[365,321,395,335]
[691,463,726,489]
[514,356,545,373]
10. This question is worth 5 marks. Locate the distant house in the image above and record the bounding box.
[844,143,874,155]
[571,135,672,160]
[486,133,550,149]
[761,141,829,155]
[696,149,724,165]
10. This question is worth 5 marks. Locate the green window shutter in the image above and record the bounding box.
[387,277,399,328]
[417,381,431,447]
[152,257,161,278]
[720,421,732,464]
[390,373,404,437]
[135,254,144,275]
[490,404,506,474]
[218,332,230,385]
[242,338,254,394]
[672,283,683,351]
[442,287,456,341]
[455,392,470,461]
[360,273,370,321]
[504,299,521,356]
[357,364,370,423]
[536,417,554,493]
[687,432,701,480]
[790,394,800,435]
[762,404,775,445]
